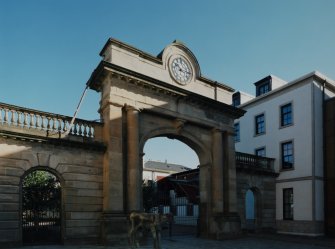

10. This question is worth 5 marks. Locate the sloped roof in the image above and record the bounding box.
[144,160,191,173]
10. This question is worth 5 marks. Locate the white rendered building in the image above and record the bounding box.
[233,71,335,236]
[142,160,191,182]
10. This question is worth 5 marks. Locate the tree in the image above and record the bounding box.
[22,170,61,226]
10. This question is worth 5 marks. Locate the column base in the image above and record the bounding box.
[101,212,129,246]
[208,212,241,240]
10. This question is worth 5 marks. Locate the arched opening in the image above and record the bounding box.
[142,137,200,236]
[21,168,62,245]
[245,189,255,231]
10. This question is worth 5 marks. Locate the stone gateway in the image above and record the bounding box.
[87,38,245,244]
[0,38,276,246]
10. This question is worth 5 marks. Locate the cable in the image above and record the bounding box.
[63,84,89,136]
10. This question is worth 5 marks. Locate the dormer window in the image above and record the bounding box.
[232,93,241,107]
[257,82,271,96]
[254,76,272,97]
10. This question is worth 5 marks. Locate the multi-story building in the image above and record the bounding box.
[233,71,335,236]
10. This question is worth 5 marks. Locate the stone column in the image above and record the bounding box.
[101,102,128,245]
[211,129,224,213]
[208,129,241,239]
[222,130,238,214]
[126,106,141,212]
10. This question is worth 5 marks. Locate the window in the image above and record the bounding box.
[283,188,293,220]
[255,147,266,157]
[257,83,270,96]
[232,96,240,107]
[254,76,272,97]
[255,114,265,135]
[234,123,240,142]
[281,141,293,169]
[281,103,292,127]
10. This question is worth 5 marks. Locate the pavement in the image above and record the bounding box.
[8,234,335,249]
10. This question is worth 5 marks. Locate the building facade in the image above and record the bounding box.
[143,160,191,182]
[234,72,335,236]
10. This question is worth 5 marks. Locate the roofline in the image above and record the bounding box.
[98,38,235,92]
[143,168,183,174]
[239,71,335,108]
[253,74,287,86]
[87,61,246,119]
[233,91,255,98]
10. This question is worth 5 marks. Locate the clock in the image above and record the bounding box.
[170,56,192,85]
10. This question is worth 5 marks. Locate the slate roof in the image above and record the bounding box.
[144,160,192,173]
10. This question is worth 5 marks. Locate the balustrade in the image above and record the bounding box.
[236,151,275,171]
[0,102,100,139]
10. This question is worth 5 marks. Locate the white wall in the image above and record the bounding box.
[236,80,314,179]
[236,76,334,226]
[142,170,170,181]
[276,181,313,220]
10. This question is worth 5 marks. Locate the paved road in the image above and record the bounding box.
[10,234,335,249]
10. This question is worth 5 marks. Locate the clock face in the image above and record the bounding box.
[171,57,192,84]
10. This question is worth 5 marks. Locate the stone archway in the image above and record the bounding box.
[244,187,262,231]
[21,167,63,245]
[87,38,245,243]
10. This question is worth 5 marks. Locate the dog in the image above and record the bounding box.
[128,211,172,249]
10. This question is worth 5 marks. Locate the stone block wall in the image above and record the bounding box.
[0,137,104,245]
[236,169,277,232]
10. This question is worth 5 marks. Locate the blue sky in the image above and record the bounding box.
[1,0,334,168]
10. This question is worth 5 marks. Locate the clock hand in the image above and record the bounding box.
[178,67,190,75]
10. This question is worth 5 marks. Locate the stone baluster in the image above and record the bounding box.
[10,109,15,126]
[52,118,57,132]
[64,120,69,133]
[0,108,2,125]
[47,117,51,131]
[80,122,84,136]
[58,118,63,133]
[23,112,28,128]
[30,113,35,128]
[73,123,78,135]
[4,108,9,125]
[41,116,46,130]
[90,124,95,138]
[17,111,23,127]
[88,124,93,137]
[83,123,88,137]
[76,122,81,136]
[35,115,41,130]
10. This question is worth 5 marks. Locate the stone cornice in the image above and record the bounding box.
[236,166,279,177]
[87,61,245,119]
[98,38,234,92]
[0,130,106,151]
[100,38,163,64]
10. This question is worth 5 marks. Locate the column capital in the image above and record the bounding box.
[100,101,124,113]
[212,127,223,133]
[125,105,141,112]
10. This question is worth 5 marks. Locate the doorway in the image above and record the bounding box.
[22,169,61,244]
[143,137,200,236]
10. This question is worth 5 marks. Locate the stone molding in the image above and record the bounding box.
[0,130,106,151]
[87,61,245,120]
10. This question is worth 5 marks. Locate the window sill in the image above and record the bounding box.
[254,132,266,137]
[279,123,294,129]
[280,167,295,172]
